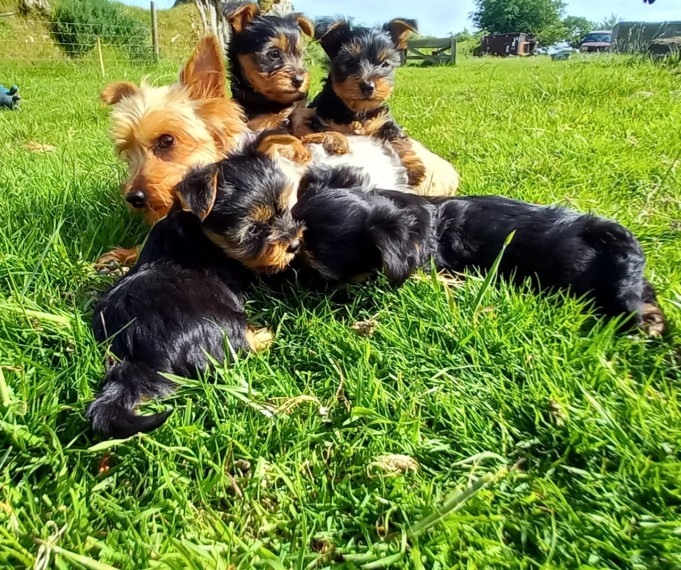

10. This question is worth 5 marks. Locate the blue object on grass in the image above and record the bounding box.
[0,84,19,95]
[0,84,21,110]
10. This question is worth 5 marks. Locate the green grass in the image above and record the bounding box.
[0,2,203,62]
[1,54,681,569]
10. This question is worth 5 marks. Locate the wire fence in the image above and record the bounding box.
[0,3,204,69]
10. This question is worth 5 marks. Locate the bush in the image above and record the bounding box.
[51,0,152,60]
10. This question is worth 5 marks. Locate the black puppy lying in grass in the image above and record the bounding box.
[87,211,269,438]
[292,166,666,335]
[86,133,306,438]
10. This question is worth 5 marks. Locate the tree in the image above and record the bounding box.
[472,0,567,45]
[194,0,229,49]
[18,0,51,17]
[599,13,621,30]
[562,15,595,46]
[454,28,475,43]
[191,0,290,50]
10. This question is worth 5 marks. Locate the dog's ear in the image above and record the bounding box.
[100,81,139,105]
[180,34,227,100]
[223,1,260,33]
[314,18,351,57]
[176,164,219,221]
[255,132,312,164]
[293,13,314,37]
[368,207,419,285]
[383,18,418,50]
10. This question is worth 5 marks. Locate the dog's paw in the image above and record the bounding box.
[320,132,350,155]
[95,261,130,278]
[300,132,349,155]
[640,303,666,337]
[95,247,139,273]
[247,327,274,352]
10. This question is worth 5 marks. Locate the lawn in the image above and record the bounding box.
[1,53,680,569]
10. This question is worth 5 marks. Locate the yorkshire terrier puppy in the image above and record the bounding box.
[177,131,311,274]
[87,209,271,439]
[292,174,666,335]
[98,34,247,266]
[86,134,311,438]
[224,1,313,131]
[292,18,460,196]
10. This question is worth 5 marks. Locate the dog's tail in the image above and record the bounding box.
[87,361,174,439]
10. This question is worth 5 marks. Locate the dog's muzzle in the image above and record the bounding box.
[125,190,147,209]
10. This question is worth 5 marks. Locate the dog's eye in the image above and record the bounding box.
[157,134,175,149]
[268,49,282,60]
[381,61,391,69]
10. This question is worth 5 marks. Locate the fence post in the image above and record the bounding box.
[151,1,159,60]
[96,36,105,77]
[450,36,456,65]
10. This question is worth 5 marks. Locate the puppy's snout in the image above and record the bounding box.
[292,75,305,89]
[125,190,147,209]
[286,239,301,254]
[360,81,376,96]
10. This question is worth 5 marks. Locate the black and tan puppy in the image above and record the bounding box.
[292,18,459,195]
[224,1,314,131]
[86,132,308,438]
[185,131,310,273]
[87,210,271,439]
[292,18,425,184]
[292,170,666,334]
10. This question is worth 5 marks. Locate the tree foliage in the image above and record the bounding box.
[562,15,595,46]
[599,13,621,31]
[472,0,567,45]
[190,0,288,50]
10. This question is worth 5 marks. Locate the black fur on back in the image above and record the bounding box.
[88,211,253,438]
[293,183,661,326]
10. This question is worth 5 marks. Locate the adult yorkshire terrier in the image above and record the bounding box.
[97,34,247,266]
[223,1,314,131]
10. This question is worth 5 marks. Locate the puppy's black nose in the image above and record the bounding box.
[360,81,376,96]
[286,239,301,254]
[125,190,147,208]
[292,75,305,89]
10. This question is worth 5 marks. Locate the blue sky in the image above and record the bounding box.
[121,0,681,37]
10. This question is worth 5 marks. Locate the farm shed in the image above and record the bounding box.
[479,33,537,57]
[612,21,681,53]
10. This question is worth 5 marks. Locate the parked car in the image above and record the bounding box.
[580,30,612,52]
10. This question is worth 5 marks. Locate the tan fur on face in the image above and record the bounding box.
[250,225,305,273]
[111,84,241,223]
[206,226,304,273]
[105,34,246,222]
[332,76,393,113]
[238,54,310,104]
